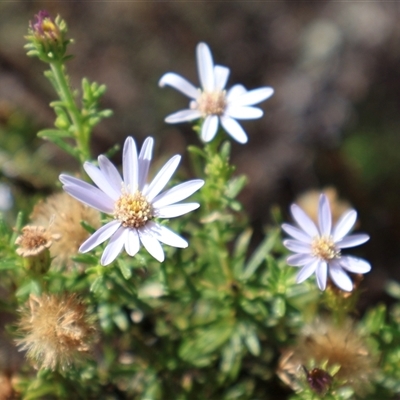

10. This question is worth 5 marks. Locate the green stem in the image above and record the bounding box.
[202,136,234,287]
[50,61,90,163]
[212,223,233,284]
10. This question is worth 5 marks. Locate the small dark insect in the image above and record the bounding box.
[302,365,333,395]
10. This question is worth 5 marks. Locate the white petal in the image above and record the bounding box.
[226,84,247,101]
[156,203,200,218]
[225,106,263,120]
[98,155,123,194]
[287,253,315,266]
[333,210,357,241]
[220,115,248,144]
[282,223,312,243]
[158,72,199,99]
[290,204,319,237]
[197,42,214,91]
[138,137,154,191]
[316,261,328,290]
[138,228,165,262]
[83,162,120,201]
[296,260,319,283]
[146,221,188,248]
[329,261,353,291]
[340,256,371,273]
[100,226,127,266]
[165,109,202,123]
[234,87,274,106]
[152,179,204,208]
[144,155,181,201]
[214,65,230,90]
[201,115,219,142]
[79,220,121,253]
[123,137,138,192]
[283,239,311,254]
[125,228,140,257]
[336,234,369,248]
[318,194,332,236]
[60,175,114,213]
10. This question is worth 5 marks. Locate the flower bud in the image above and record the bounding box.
[25,11,70,62]
[31,11,60,43]
[15,225,60,274]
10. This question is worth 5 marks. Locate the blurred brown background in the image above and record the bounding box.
[1,1,400,305]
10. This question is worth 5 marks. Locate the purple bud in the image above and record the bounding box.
[30,10,60,41]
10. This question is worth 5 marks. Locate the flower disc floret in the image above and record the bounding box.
[194,90,227,117]
[60,136,204,265]
[311,236,340,261]
[282,194,370,292]
[114,189,153,228]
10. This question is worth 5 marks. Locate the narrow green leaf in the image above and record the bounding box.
[10,211,24,247]
[39,135,79,158]
[363,303,386,334]
[119,260,132,280]
[179,320,234,365]
[187,145,206,158]
[37,129,71,138]
[113,309,129,331]
[220,332,243,380]
[242,327,260,356]
[90,276,104,293]
[241,228,280,280]
[226,175,247,199]
[232,228,252,278]
[272,296,286,318]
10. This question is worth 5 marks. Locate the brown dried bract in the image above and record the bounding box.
[15,226,60,257]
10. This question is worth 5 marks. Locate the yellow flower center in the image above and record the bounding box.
[42,19,57,34]
[196,91,226,116]
[311,236,340,261]
[113,190,153,228]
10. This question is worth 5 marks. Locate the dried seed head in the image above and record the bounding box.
[16,293,97,370]
[15,225,60,258]
[30,192,101,270]
[277,319,377,396]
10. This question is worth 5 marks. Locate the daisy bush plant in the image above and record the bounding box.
[1,10,400,400]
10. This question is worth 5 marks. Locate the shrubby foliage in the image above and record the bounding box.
[0,11,398,400]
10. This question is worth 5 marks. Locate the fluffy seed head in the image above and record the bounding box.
[16,293,97,370]
[277,319,377,396]
[113,190,153,228]
[30,192,101,270]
